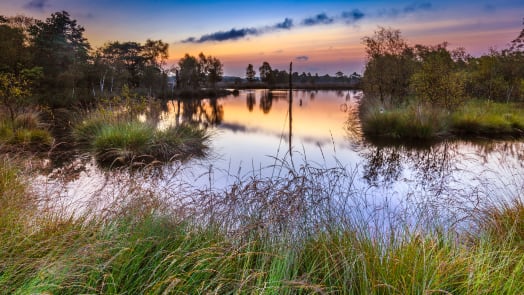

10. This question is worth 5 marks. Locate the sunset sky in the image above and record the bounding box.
[1,0,523,76]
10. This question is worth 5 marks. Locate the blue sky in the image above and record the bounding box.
[2,0,523,76]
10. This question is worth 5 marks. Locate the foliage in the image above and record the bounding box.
[246,63,256,82]
[177,53,223,89]
[0,24,30,74]
[29,11,91,106]
[411,43,467,109]
[259,61,275,85]
[0,72,31,124]
[362,27,415,105]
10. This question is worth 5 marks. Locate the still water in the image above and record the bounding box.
[37,90,524,220]
[160,90,523,192]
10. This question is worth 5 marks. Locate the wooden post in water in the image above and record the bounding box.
[288,62,293,163]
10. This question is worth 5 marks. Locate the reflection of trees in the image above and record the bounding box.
[246,92,256,112]
[363,146,402,185]
[260,90,273,114]
[361,140,524,188]
[344,104,362,142]
[362,141,457,189]
[472,140,524,166]
[165,97,224,128]
[309,91,316,100]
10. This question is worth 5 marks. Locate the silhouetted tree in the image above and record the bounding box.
[259,61,274,85]
[198,53,223,88]
[178,54,200,89]
[246,64,256,82]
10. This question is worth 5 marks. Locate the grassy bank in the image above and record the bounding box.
[361,100,524,140]
[73,105,209,168]
[2,157,524,293]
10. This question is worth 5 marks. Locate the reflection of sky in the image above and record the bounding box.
[160,90,363,170]
[158,91,524,200]
[2,0,523,75]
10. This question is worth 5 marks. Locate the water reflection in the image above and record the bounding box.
[259,90,273,114]
[246,91,256,112]
[360,139,524,192]
[34,90,524,228]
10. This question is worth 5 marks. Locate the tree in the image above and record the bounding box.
[29,11,91,106]
[246,64,256,82]
[177,54,200,89]
[0,70,42,126]
[411,43,466,109]
[509,18,524,52]
[0,25,30,74]
[199,53,223,88]
[362,27,414,105]
[259,61,274,85]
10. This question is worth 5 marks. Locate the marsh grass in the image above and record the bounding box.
[2,155,524,293]
[361,100,524,140]
[0,111,54,152]
[361,104,448,139]
[451,100,524,137]
[73,106,209,168]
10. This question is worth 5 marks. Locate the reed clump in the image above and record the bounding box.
[0,111,54,152]
[73,104,209,168]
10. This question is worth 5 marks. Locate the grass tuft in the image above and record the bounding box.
[73,107,209,168]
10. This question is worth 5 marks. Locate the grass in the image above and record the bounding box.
[73,106,209,168]
[2,156,524,293]
[451,100,524,137]
[361,103,448,140]
[0,111,54,152]
[361,100,524,140]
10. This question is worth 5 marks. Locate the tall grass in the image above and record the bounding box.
[361,100,524,140]
[0,111,54,152]
[2,156,524,293]
[73,107,209,167]
[451,100,524,137]
[361,104,448,139]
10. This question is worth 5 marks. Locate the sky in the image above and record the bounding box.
[1,0,523,77]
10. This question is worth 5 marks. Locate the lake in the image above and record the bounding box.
[35,90,524,226]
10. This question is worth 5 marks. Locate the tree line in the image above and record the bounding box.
[362,23,524,110]
[245,62,361,86]
[0,11,226,113]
